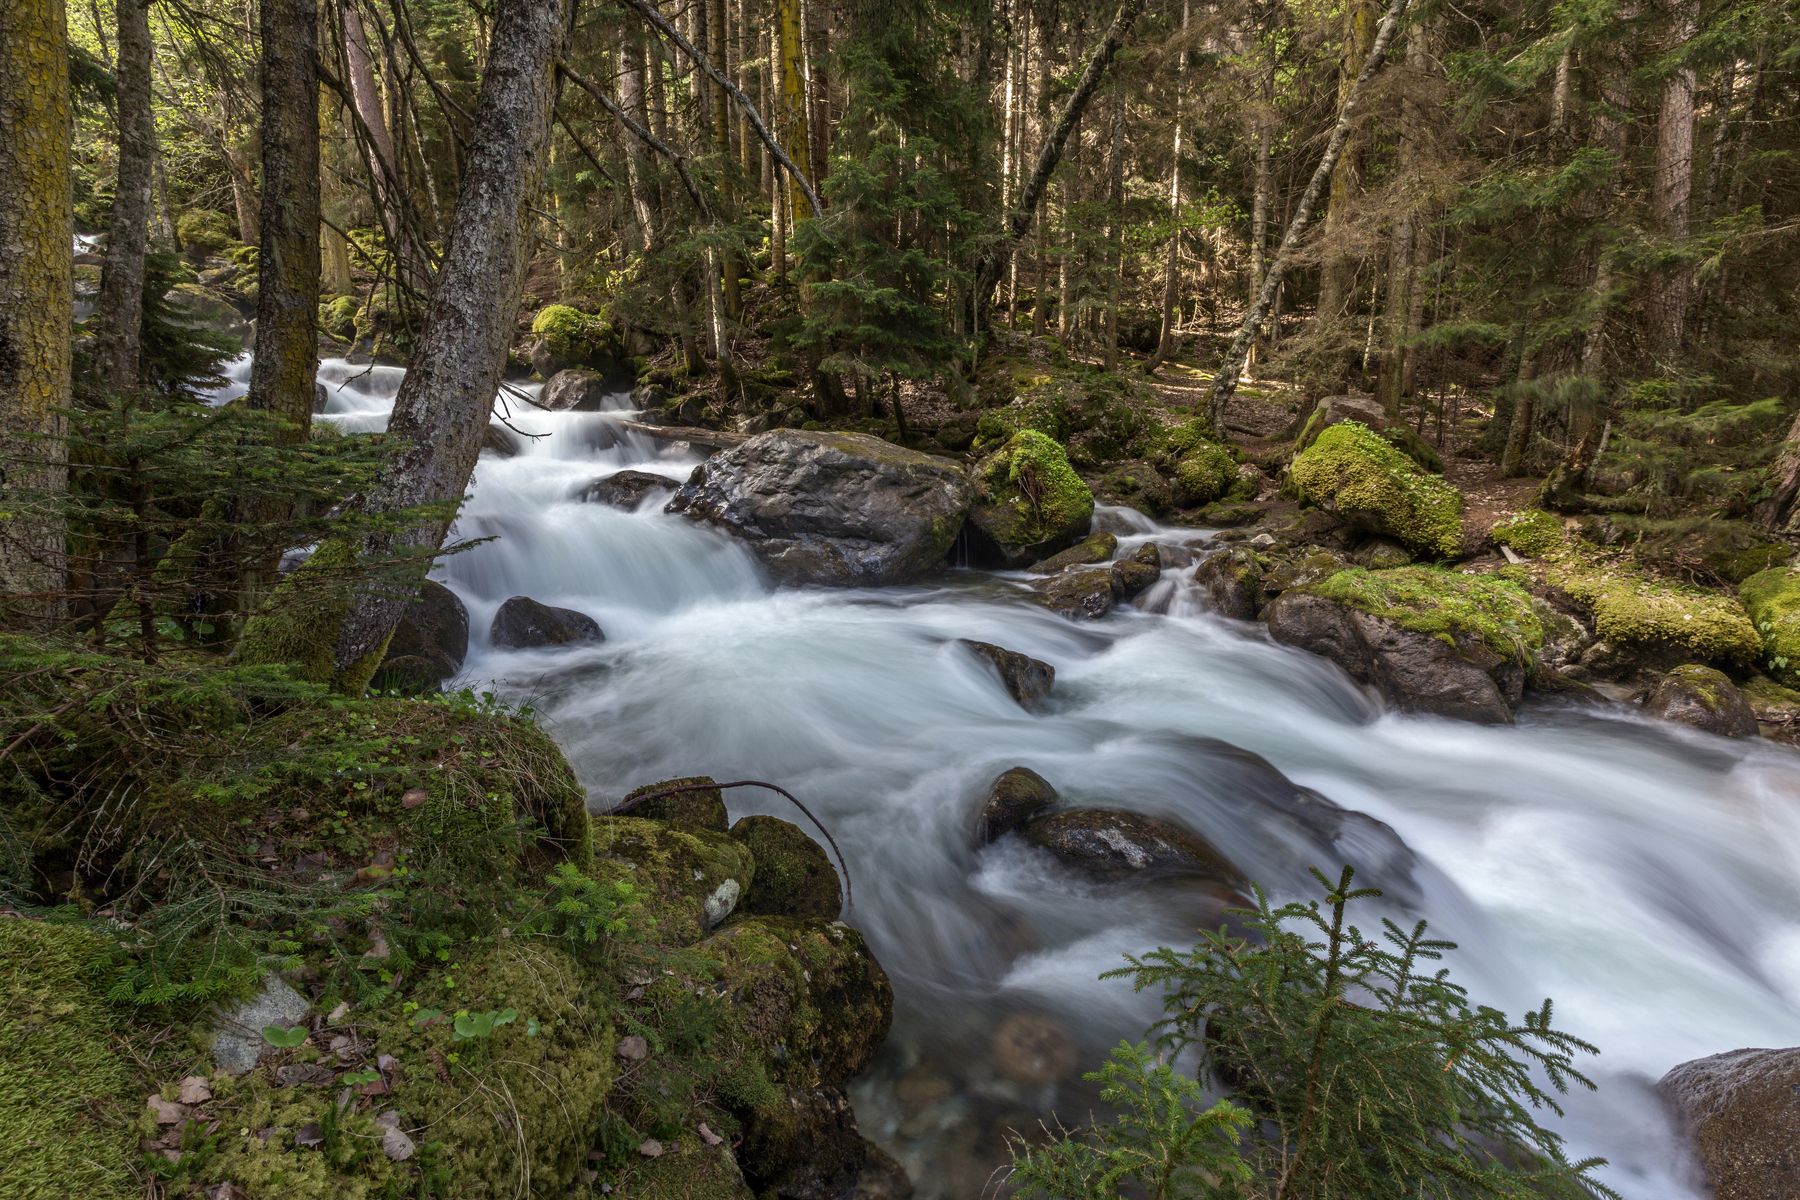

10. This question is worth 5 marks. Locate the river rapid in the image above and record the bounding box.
[291,356,1800,1199]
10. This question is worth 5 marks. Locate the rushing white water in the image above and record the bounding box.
[307,360,1800,1199]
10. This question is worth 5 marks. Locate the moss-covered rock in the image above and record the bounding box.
[1306,567,1543,664]
[624,775,729,832]
[966,430,1096,567]
[1194,545,1263,620]
[528,304,624,378]
[1028,531,1117,573]
[0,918,137,1200]
[1173,441,1239,508]
[177,208,237,257]
[730,815,842,919]
[1492,509,1569,558]
[1740,567,1800,683]
[318,294,360,341]
[1290,422,1464,559]
[621,1135,754,1198]
[1564,571,1761,668]
[592,816,755,942]
[1643,665,1760,738]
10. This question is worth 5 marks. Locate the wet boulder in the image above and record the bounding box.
[583,468,679,510]
[1112,542,1163,599]
[536,368,614,412]
[1643,665,1760,738]
[991,1012,1078,1086]
[624,775,729,832]
[1660,1047,1800,1200]
[481,423,518,457]
[731,815,842,919]
[1265,568,1539,724]
[1194,545,1263,619]
[975,767,1057,845]
[1029,566,1118,621]
[958,639,1055,709]
[1289,422,1463,559]
[964,431,1096,568]
[489,595,604,649]
[374,580,469,692]
[1020,808,1241,886]
[1028,531,1117,574]
[738,1086,911,1200]
[667,430,975,587]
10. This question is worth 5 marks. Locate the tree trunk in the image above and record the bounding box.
[249,0,321,443]
[803,0,830,189]
[1315,0,1375,325]
[1207,0,1410,430]
[323,0,571,684]
[1649,0,1697,358]
[225,144,260,243]
[93,0,154,393]
[1146,0,1190,371]
[777,0,813,219]
[1102,86,1125,370]
[343,0,425,293]
[1375,25,1429,415]
[973,0,1143,327]
[323,223,353,292]
[0,0,72,625]
[618,40,657,252]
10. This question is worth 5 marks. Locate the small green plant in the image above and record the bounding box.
[451,1007,517,1041]
[529,861,640,949]
[1010,867,1616,1200]
[260,1023,309,1049]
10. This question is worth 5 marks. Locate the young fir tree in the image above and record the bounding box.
[1010,867,1616,1200]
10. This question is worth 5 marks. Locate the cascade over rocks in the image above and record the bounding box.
[667,430,975,587]
[958,639,1055,709]
[1194,545,1262,619]
[583,468,679,510]
[1660,1047,1800,1200]
[1643,665,1760,738]
[374,579,469,692]
[490,595,604,649]
[1112,541,1162,598]
[1028,531,1117,573]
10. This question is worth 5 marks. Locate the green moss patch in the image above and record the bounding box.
[1741,567,1800,682]
[1559,568,1761,666]
[1306,567,1543,664]
[970,430,1095,561]
[1491,509,1569,558]
[1290,422,1463,559]
[0,918,138,1200]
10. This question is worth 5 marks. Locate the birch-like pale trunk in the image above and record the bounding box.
[1207,0,1411,430]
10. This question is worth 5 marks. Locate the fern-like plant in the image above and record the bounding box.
[1009,867,1617,1200]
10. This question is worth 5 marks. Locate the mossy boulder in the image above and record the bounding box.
[1029,565,1119,621]
[1267,567,1542,723]
[1194,545,1263,620]
[1740,567,1800,684]
[1028,531,1117,574]
[0,918,137,1200]
[1173,440,1239,508]
[1294,394,1442,472]
[1290,421,1463,559]
[528,303,628,382]
[592,816,755,941]
[625,775,729,832]
[1565,571,1761,670]
[625,1136,755,1198]
[1112,542,1163,599]
[176,208,237,257]
[731,815,842,919]
[1492,509,1569,558]
[957,638,1056,709]
[974,766,1057,845]
[318,293,360,340]
[1643,665,1760,738]
[966,430,1096,568]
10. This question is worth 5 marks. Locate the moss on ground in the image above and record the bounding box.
[1306,567,1543,664]
[1289,422,1463,559]
[1740,567,1800,682]
[1492,509,1569,558]
[0,918,138,1200]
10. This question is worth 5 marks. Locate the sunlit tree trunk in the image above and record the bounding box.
[1146,0,1191,371]
[0,0,72,624]
[93,0,154,392]
[324,0,572,684]
[1649,0,1697,358]
[343,0,425,293]
[777,0,813,220]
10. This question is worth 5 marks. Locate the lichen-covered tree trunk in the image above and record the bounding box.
[0,0,73,625]
[248,0,321,443]
[92,0,154,393]
[1207,0,1410,431]
[777,0,813,221]
[327,0,571,681]
[1145,0,1190,372]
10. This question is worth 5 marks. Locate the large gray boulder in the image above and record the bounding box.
[1265,591,1523,723]
[536,368,615,412]
[1660,1047,1800,1200]
[667,430,974,586]
[1194,545,1262,619]
[1644,665,1760,738]
[490,596,603,649]
[374,580,469,692]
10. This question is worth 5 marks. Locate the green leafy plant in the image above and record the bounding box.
[260,1023,308,1049]
[1010,867,1616,1200]
[451,1007,517,1041]
[528,861,639,950]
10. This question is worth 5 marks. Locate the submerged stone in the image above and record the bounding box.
[958,639,1055,709]
[489,595,603,649]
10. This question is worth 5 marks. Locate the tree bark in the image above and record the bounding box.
[1207,0,1410,430]
[0,0,72,625]
[1315,0,1375,325]
[803,0,830,188]
[776,0,814,218]
[973,0,1143,327]
[1146,0,1191,371]
[342,0,426,294]
[327,0,571,681]
[93,0,154,393]
[248,0,322,443]
[1649,0,1698,358]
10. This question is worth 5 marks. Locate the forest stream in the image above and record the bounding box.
[252,354,1800,1200]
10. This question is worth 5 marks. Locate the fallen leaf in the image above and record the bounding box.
[364,929,391,960]
[400,788,427,809]
[358,1077,391,1097]
[615,1035,649,1061]
[293,1122,324,1149]
[275,1063,337,1088]
[697,1122,724,1147]
[327,1002,350,1024]
[374,1110,402,1130]
[177,1076,213,1105]
[146,1095,188,1125]
[637,1138,664,1158]
[382,1124,416,1162]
